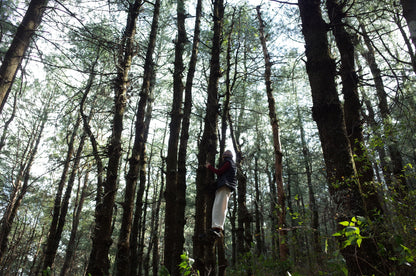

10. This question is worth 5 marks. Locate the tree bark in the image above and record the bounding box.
[0,0,48,113]
[400,0,416,49]
[129,71,156,276]
[175,0,203,273]
[0,107,47,265]
[359,23,408,199]
[298,0,381,274]
[193,0,224,274]
[295,97,321,264]
[256,5,289,261]
[60,165,90,276]
[113,0,159,274]
[229,106,252,268]
[87,1,143,275]
[326,0,384,217]
[42,116,83,271]
[164,0,187,273]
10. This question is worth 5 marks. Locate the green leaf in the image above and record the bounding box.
[339,221,349,226]
[356,238,362,247]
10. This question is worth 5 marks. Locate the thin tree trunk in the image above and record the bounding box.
[359,23,408,199]
[129,72,156,275]
[0,82,18,152]
[295,95,321,264]
[41,116,81,271]
[0,0,48,113]
[176,0,203,272]
[266,163,279,259]
[193,0,224,274]
[87,1,143,275]
[0,108,47,265]
[254,155,265,256]
[152,139,168,276]
[60,165,90,276]
[256,5,289,261]
[229,111,252,269]
[142,141,155,276]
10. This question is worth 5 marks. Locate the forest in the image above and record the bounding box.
[0,0,416,275]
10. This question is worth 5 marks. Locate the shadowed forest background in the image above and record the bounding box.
[1,0,416,275]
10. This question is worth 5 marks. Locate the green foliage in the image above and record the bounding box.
[42,267,51,276]
[159,265,170,276]
[332,216,368,249]
[228,252,291,276]
[178,252,199,276]
[390,235,415,266]
[158,253,199,276]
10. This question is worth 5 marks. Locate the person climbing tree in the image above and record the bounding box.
[204,150,237,240]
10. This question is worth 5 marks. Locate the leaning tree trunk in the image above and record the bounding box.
[60,166,89,276]
[256,5,289,261]
[42,58,99,268]
[164,0,187,274]
[0,0,48,113]
[42,116,85,272]
[87,1,142,275]
[193,0,224,274]
[359,23,408,200]
[0,107,47,265]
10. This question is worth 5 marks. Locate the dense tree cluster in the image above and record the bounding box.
[0,0,415,275]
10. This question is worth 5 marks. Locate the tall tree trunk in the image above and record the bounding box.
[0,82,18,152]
[359,23,408,199]
[266,163,279,258]
[142,141,155,276]
[326,0,383,215]
[219,8,236,156]
[256,5,289,261]
[176,0,203,273]
[297,0,391,274]
[60,165,90,276]
[254,155,265,256]
[129,73,156,275]
[164,0,187,274]
[400,0,416,49]
[0,108,47,265]
[151,137,168,276]
[229,110,252,267]
[42,117,85,270]
[114,0,159,274]
[87,1,142,275]
[295,95,321,264]
[193,0,224,274]
[0,0,48,113]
